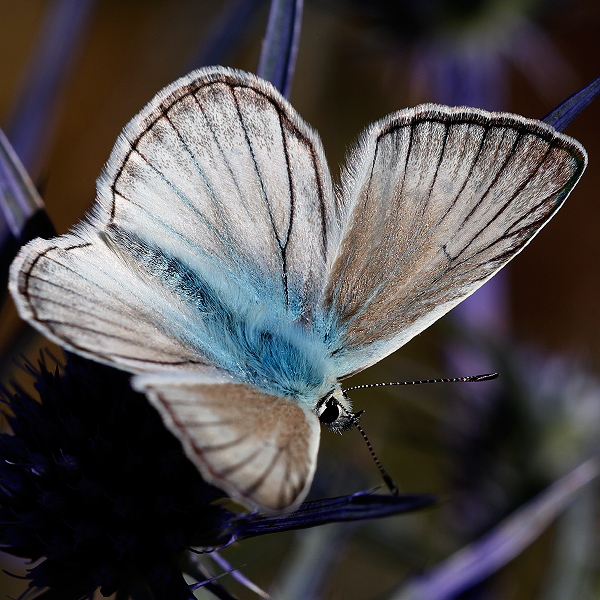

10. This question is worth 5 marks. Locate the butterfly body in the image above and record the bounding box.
[101,220,338,408]
[10,67,586,511]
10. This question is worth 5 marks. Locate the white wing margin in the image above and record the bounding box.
[135,370,321,511]
[323,105,587,377]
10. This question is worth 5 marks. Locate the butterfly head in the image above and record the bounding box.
[314,385,363,434]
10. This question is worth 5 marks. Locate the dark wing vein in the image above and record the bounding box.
[452,137,555,263]
[435,123,491,228]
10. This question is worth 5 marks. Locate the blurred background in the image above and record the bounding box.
[1,1,600,598]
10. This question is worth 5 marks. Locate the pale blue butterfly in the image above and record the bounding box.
[9,67,586,511]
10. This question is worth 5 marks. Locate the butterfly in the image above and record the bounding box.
[9,66,586,511]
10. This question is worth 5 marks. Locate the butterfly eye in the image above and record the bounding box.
[315,392,363,434]
[317,398,340,425]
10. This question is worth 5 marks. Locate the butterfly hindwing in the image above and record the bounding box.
[324,105,587,377]
[9,234,212,371]
[135,370,321,511]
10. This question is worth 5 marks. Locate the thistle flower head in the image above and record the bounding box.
[0,354,235,600]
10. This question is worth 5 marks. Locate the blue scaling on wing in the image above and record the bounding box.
[108,223,335,405]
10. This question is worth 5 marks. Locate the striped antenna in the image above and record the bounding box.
[355,422,398,495]
[345,372,499,393]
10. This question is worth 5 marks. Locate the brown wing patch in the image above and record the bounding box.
[324,105,586,376]
[138,376,320,511]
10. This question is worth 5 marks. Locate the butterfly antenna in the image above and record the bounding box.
[346,374,498,492]
[355,420,398,495]
[345,372,499,392]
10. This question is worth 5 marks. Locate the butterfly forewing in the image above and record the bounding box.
[100,68,337,324]
[135,372,320,511]
[325,106,586,377]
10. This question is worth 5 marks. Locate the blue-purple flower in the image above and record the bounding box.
[0,353,433,600]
